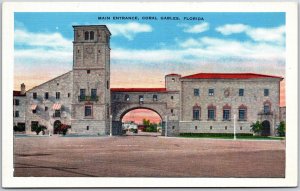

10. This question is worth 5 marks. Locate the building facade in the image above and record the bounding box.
[13,83,26,131]
[15,25,284,136]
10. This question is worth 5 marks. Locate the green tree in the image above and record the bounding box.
[277,121,285,137]
[250,121,263,135]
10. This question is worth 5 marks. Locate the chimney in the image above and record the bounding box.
[21,83,26,95]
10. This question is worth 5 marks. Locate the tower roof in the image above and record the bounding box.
[72,25,111,35]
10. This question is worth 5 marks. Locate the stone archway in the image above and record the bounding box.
[111,103,168,135]
[261,120,271,136]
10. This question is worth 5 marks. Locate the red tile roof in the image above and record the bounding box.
[111,88,167,92]
[13,91,26,96]
[181,73,283,80]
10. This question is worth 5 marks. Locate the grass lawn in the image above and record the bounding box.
[179,133,285,140]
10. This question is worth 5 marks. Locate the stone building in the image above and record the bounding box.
[15,24,284,136]
[13,83,26,131]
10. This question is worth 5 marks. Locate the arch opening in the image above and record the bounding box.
[121,107,163,135]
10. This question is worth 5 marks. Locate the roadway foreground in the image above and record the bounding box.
[13,135,285,177]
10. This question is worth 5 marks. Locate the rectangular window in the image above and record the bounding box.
[33,92,37,99]
[193,109,200,120]
[32,109,37,114]
[80,89,86,99]
[125,94,130,101]
[208,109,215,120]
[223,110,230,120]
[239,89,244,96]
[45,92,49,99]
[54,110,61,117]
[85,105,92,117]
[139,95,144,103]
[194,89,200,96]
[239,109,246,120]
[264,89,269,96]
[153,95,158,101]
[91,89,97,98]
[171,96,174,100]
[56,92,60,99]
[45,106,48,111]
[15,111,19,117]
[264,105,270,113]
[172,78,175,82]
[68,93,71,98]
[87,70,90,74]
[208,89,214,96]
[15,99,20,106]
[107,80,109,89]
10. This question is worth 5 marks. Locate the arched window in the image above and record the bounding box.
[223,104,231,121]
[263,100,271,114]
[207,104,216,120]
[192,104,201,120]
[90,31,94,40]
[238,104,247,121]
[84,31,89,40]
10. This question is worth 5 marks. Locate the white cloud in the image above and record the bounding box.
[247,26,285,43]
[179,22,209,33]
[107,22,153,40]
[216,24,285,44]
[216,24,249,35]
[14,29,72,51]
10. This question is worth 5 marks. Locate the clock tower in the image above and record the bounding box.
[71,25,111,135]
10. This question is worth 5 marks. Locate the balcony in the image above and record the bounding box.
[78,96,99,102]
[258,111,273,115]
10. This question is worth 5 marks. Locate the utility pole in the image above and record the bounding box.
[110,115,112,136]
[233,114,236,140]
[165,115,168,137]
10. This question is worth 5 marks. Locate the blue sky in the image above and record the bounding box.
[14,12,285,89]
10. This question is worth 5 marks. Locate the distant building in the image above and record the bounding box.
[14,25,284,136]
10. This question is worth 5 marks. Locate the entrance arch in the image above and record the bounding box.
[261,120,271,136]
[53,120,61,134]
[121,108,163,135]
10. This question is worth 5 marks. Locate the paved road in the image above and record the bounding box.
[14,135,285,177]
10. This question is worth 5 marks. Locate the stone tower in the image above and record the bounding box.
[71,25,111,135]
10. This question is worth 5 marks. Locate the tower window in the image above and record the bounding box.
[87,70,90,74]
[172,78,175,82]
[208,89,214,96]
[171,96,174,100]
[45,106,48,111]
[107,80,109,89]
[68,93,71,98]
[90,31,94,40]
[87,126,89,130]
[85,105,92,117]
[84,31,89,40]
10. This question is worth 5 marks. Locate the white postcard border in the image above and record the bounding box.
[2,1,298,188]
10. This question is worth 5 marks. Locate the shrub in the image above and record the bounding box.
[59,124,71,135]
[277,121,285,137]
[250,121,263,135]
[32,125,47,135]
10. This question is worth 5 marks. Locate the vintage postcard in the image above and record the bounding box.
[2,1,298,188]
